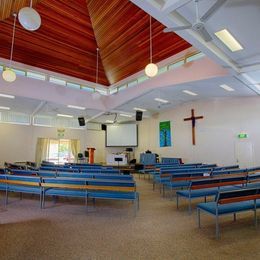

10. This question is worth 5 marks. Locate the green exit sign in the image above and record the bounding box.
[237,133,248,139]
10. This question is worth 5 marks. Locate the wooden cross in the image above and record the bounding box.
[184,109,204,145]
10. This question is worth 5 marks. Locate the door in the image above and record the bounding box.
[235,140,254,168]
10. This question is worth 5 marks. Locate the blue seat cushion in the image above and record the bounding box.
[197,200,260,215]
[87,191,137,200]
[44,189,86,198]
[177,188,219,198]
[7,185,41,194]
[165,181,190,188]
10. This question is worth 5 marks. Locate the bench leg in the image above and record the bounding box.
[20,192,23,200]
[176,194,179,209]
[85,194,88,212]
[204,196,207,203]
[42,192,45,209]
[254,200,257,227]
[216,214,220,239]
[5,189,8,207]
[162,184,165,197]
[153,181,155,191]
[197,208,201,228]
[40,191,42,209]
[188,197,192,215]
[233,213,236,222]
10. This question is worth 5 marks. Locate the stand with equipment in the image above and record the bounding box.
[114,157,123,169]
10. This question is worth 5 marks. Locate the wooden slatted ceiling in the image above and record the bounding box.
[87,0,191,84]
[0,0,191,86]
[0,0,109,85]
[0,0,40,20]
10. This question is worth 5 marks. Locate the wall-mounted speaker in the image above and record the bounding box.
[136,111,143,121]
[78,117,85,126]
[101,124,107,131]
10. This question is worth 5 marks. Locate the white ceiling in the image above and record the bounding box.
[0,0,259,125]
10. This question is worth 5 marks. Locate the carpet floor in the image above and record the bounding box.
[0,175,260,260]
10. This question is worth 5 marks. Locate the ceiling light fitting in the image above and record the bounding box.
[133,107,147,112]
[2,13,17,83]
[183,90,198,96]
[67,105,85,110]
[219,84,234,91]
[0,106,11,110]
[215,29,243,52]
[145,16,158,78]
[57,114,73,118]
[0,93,15,99]
[120,113,133,118]
[18,0,41,31]
[154,98,169,103]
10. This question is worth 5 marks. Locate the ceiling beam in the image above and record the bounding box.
[161,0,191,13]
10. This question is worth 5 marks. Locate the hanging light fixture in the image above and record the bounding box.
[2,13,17,83]
[18,0,41,31]
[145,16,158,78]
[92,48,101,100]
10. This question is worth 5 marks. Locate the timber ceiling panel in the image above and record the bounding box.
[0,0,109,85]
[87,0,191,84]
[0,0,40,20]
[0,0,191,86]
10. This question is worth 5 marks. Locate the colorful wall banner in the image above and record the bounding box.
[159,121,172,147]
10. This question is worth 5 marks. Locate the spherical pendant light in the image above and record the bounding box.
[145,63,158,78]
[18,7,41,31]
[2,68,16,83]
[3,14,17,83]
[145,16,158,78]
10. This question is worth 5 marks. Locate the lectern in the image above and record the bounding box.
[87,147,96,164]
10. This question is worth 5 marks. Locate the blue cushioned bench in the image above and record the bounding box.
[176,176,247,213]
[41,177,88,208]
[197,188,260,238]
[41,177,139,213]
[152,168,214,191]
[87,182,139,213]
[0,175,42,207]
[162,172,207,197]
[57,172,133,181]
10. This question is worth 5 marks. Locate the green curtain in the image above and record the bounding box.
[70,139,80,162]
[35,138,49,167]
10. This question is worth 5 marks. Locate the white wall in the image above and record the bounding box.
[136,96,260,166]
[2,96,260,167]
[0,124,105,166]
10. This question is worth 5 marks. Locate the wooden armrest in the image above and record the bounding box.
[0,179,40,186]
[87,185,136,192]
[41,183,87,190]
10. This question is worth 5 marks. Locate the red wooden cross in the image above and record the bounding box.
[184,109,204,145]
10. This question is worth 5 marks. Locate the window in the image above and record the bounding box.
[47,139,74,164]
[49,76,66,86]
[27,71,46,81]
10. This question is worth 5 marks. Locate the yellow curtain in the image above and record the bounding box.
[35,138,49,167]
[70,139,80,162]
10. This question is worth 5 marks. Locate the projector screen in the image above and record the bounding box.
[106,124,138,147]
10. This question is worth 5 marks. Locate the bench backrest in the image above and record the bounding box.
[0,175,41,186]
[190,176,247,190]
[217,188,260,204]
